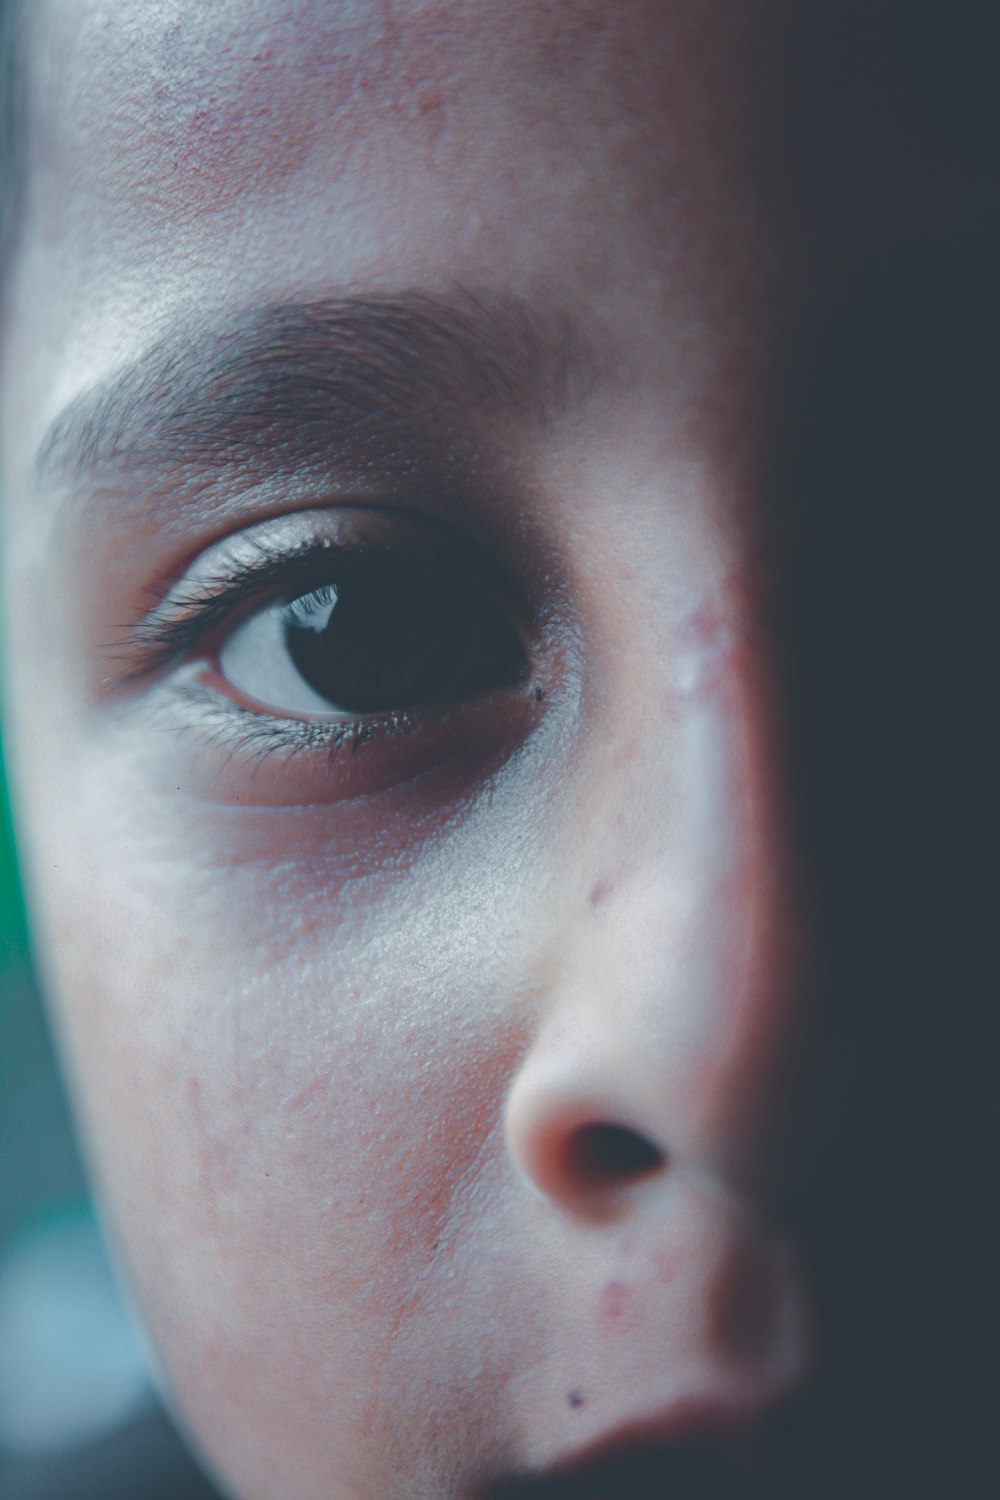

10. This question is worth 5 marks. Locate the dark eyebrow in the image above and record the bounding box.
[36,290,598,487]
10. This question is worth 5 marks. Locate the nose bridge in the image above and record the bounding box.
[665,612,805,1169]
[507,589,809,1201]
[502,587,817,1446]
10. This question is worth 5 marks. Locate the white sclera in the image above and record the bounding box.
[218,591,350,719]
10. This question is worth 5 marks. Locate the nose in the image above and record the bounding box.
[503,854,808,1217]
[503,599,815,1425]
[506,606,811,1210]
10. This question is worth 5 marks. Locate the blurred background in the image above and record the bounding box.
[0,743,224,1499]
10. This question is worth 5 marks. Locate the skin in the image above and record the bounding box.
[2,2,999,1497]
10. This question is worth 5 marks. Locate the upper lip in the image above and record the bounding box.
[484,1399,766,1500]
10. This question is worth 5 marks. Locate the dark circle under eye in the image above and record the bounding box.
[281,555,527,714]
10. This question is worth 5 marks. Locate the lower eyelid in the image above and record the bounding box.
[139,663,542,809]
[173,664,407,756]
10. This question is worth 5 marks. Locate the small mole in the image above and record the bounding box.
[589,880,608,908]
[567,1388,585,1409]
[534,686,544,701]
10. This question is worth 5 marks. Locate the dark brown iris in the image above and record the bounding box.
[282,555,526,714]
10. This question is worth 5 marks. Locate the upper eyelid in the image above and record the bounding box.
[139,501,518,621]
[122,543,336,678]
[115,517,532,687]
[124,538,421,683]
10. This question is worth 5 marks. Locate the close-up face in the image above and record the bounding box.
[1,1,998,1497]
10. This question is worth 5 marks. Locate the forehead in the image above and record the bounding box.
[9,0,781,455]
[31,0,505,202]
[24,0,738,240]
[8,0,1000,474]
[17,0,1000,280]
[29,0,737,135]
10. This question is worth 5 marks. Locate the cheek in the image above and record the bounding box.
[22,726,547,1491]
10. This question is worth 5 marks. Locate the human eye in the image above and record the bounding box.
[218,550,525,719]
[118,507,542,805]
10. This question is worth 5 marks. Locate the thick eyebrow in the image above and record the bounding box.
[36,290,598,487]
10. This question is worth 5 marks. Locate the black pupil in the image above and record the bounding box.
[282,559,526,714]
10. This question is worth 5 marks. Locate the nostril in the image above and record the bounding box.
[565,1121,666,1188]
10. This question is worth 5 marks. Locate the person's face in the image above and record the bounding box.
[2,2,996,1497]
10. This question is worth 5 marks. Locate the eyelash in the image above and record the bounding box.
[121,531,534,781]
[127,540,347,678]
[165,670,419,773]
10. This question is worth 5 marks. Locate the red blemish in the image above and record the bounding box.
[683,596,728,652]
[673,567,765,702]
[600,1281,630,1322]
